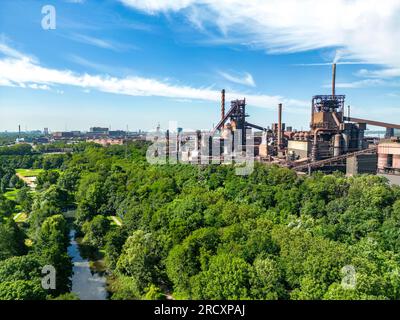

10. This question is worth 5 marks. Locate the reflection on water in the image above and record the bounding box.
[67,230,108,300]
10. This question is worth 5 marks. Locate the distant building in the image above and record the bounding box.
[86,138,124,146]
[71,131,82,137]
[34,137,50,144]
[109,130,126,138]
[44,128,49,135]
[52,131,74,139]
[377,138,400,175]
[90,127,109,135]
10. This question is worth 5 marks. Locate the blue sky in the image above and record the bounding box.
[0,0,399,132]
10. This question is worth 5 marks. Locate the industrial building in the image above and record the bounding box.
[377,138,400,175]
[90,127,109,135]
[154,63,400,179]
[86,138,125,146]
[52,131,75,139]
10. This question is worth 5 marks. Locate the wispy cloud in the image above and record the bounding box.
[120,0,400,69]
[344,66,400,88]
[333,79,385,89]
[119,0,192,14]
[356,68,400,79]
[325,79,400,89]
[0,43,308,112]
[0,35,37,62]
[70,34,117,50]
[67,54,136,75]
[218,70,255,87]
[296,62,376,67]
[68,33,138,52]
[119,1,400,90]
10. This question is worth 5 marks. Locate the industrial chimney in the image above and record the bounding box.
[221,89,225,122]
[332,63,336,97]
[278,103,283,150]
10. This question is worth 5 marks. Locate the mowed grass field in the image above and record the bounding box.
[15,168,44,177]
[4,188,18,200]
[108,216,122,227]
[13,212,28,223]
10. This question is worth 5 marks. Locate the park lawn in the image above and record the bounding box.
[4,188,18,200]
[15,168,44,177]
[14,212,28,223]
[108,216,122,227]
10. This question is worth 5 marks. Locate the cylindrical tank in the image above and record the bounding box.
[342,133,349,153]
[299,132,305,141]
[278,103,282,149]
[358,130,364,150]
[311,144,318,162]
[333,134,342,157]
[378,153,388,170]
[221,89,225,121]
[304,132,310,141]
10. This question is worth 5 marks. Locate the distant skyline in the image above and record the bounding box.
[1,0,400,132]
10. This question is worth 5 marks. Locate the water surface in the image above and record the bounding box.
[67,230,108,300]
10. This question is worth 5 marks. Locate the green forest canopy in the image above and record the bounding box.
[0,141,400,300]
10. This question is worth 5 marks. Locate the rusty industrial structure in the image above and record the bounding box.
[152,63,400,179]
[209,62,400,176]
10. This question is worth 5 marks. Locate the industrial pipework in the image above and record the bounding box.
[221,89,225,123]
[332,63,336,97]
[278,103,283,151]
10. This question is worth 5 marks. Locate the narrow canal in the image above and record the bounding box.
[67,229,109,300]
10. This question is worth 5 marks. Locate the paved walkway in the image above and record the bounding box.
[16,173,37,189]
[110,216,122,226]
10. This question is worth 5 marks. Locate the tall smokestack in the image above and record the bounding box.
[332,63,336,96]
[18,125,21,139]
[278,103,282,150]
[221,89,225,121]
[166,130,170,162]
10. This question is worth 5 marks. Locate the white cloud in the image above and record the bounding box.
[333,79,385,89]
[357,68,400,79]
[119,0,193,14]
[218,70,256,87]
[119,0,400,68]
[0,43,308,112]
[28,83,51,91]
